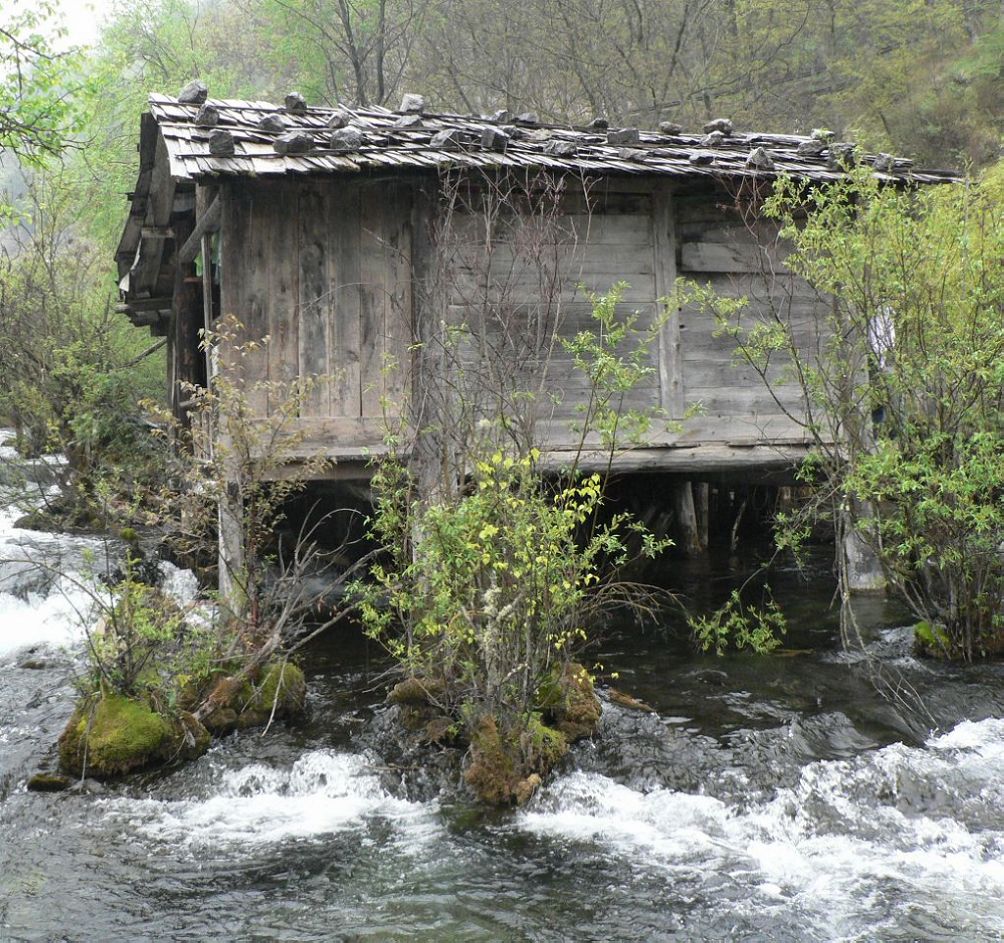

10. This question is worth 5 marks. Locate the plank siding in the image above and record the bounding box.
[298,181,332,416]
[214,173,825,471]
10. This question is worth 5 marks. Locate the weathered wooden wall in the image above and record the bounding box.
[219,176,415,458]
[674,181,813,446]
[213,173,816,472]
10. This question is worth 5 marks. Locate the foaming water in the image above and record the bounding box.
[519,715,1004,939]
[3,491,1004,942]
[104,749,440,852]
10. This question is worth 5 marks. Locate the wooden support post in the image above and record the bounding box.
[842,500,886,594]
[672,480,702,556]
[693,482,710,552]
[170,214,202,422]
[218,475,247,619]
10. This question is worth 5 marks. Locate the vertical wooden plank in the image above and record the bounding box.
[330,182,362,417]
[170,212,200,424]
[384,182,412,411]
[359,181,387,418]
[241,181,270,416]
[653,185,683,419]
[297,181,331,416]
[267,181,299,414]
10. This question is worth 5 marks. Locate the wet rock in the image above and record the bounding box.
[284,91,308,115]
[547,663,602,741]
[329,126,364,152]
[689,152,715,166]
[202,705,238,735]
[746,146,776,170]
[387,676,446,706]
[872,152,897,173]
[606,688,656,713]
[194,104,219,127]
[703,117,733,135]
[399,93,425,114]
[18,657,54,670]
[422,715,457,745]
[828,142,857,168]
[693,668,729,686]
[58,694,210,779]
[204,661,308,730]
[26,772,73,792]
[796,138,827,158]
[208,130,235,157]
[178,80,208,105]
[464,713,567,806]
[543,139,577,157]
[430,128,464,150]
[274,130,314,155]
[259,113,287,133]
[702,130,726,147]
[607,127,640,146]
[480,126,510,151]
[326,109,350,130]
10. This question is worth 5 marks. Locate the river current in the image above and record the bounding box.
[2,443,1003,942]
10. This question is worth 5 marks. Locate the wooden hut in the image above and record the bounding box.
[116,88,955,489]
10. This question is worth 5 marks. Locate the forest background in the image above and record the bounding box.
[0,0,1002,491]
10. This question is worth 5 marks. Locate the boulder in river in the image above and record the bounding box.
[58,694,210,778]
[199,660,308,733]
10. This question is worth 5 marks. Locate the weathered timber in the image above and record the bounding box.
[178,195,221,263]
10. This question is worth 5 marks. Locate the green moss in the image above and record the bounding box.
[57,694,211,779]
[257,661,307,715]
[26,772,72,792]
[59,694,170,778]
[464,715,520,805]
[523,712,568,768]
[464,712,569,806]
[387,676,445,706]
[541,662,602,742]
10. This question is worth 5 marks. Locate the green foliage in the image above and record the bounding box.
[693,163,1004,660]
[357,285,669,754]
[80,543,225,703]
[155,315,332,644]
[359,448,619,712]
[0,2,80,162]
[689,587,787,656]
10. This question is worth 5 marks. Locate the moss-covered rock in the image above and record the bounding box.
[201,660,308,731]
[58,694,210,779]
[464,712,568,806]
[26,772,73,792]
[544,662,602,742]
[387,676,446,706]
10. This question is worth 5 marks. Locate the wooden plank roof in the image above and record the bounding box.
[147,93,961,186]
[116,91,961,326]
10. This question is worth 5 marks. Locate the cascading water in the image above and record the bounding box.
[2,431,1003,942]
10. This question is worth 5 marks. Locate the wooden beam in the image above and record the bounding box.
[116,296,172,313]
[653,184,683,419]
[179,195,221,264]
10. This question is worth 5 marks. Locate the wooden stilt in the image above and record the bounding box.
[672,480,702,556]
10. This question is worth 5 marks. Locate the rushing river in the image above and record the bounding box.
[2,444,1004,942]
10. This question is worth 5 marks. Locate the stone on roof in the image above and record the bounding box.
[139,92,961,185]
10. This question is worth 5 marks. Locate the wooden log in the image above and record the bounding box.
[672,480,702,556]
[170,213,202,422]
[179,195,222,264]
